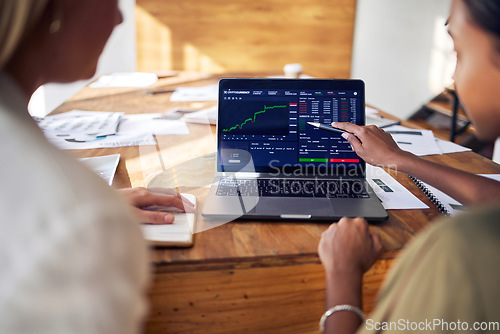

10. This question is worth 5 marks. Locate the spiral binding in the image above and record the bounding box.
[409,175,451,216]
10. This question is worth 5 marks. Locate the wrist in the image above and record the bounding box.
[325,269,363,290]
[324,269,363,309]
[390,150,417,173]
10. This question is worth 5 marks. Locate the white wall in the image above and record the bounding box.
[351,0,455,120]
[29,0,136,117]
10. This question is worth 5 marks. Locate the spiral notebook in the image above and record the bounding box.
[409,176,464,216]
[409,174,500,216]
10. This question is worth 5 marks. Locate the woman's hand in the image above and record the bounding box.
[332,122,413,169]
[318,217,383,278]
[118,187,195,224]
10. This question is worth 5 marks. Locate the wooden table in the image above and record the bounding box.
[54,72,500,334]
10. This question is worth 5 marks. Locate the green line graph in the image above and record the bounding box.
[222,105,287,132]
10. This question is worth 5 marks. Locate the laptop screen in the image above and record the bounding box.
[217,79,365,175]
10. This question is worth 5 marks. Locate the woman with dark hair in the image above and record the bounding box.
[332,3,500,209]
[318,0,500,333]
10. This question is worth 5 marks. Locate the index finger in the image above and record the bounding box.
[148,194,195,212]
[331,122,363,134]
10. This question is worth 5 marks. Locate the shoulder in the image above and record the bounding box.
[0,77,148,332]
[0,104,129,222]
[0,99,146,273]
[361,204,500,332]
[395,203,500,281]
[0,105,146,261]
[413,204,500,254]
[0,79,143,245]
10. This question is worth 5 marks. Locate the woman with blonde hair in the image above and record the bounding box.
[0,1,190,332]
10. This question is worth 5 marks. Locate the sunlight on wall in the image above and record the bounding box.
[428,16,456,93]
[183,43,225,73]
[136,6,225,73]
[136,5,172,71]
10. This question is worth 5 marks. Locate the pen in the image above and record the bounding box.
[307,122,348,135]
[146,89,175,95]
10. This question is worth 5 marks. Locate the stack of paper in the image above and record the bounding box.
[119,114,190,135]
[366,165,429,210]
[435,138,471,154]
[170,84,218,102]
[384,125,442,156]
[382,124,472,156]
[365,107,471,155]
[182,105,218,125]
[79,154,120,186]
[38,110,121,137]
[37,110,189,150]
[39,110,125,147]
[89,72,158,88]
[365,106,400,128]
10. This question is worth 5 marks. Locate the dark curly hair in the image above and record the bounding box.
[461,0,500,57]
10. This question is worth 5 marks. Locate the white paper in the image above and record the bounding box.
[435,138,472,154]
[384,125,442,156]
[182,105,218,125]
[79,154,120,186]
[89,72,158,88]
[365,106,379,116]
[170,84,218,102]
[119,114,190,135]
[40,110,192,149]
[366,115,400,128]
[366,165,429,210]
[479,174,500,182]
[46,132,156,150]
[37,110,122,137]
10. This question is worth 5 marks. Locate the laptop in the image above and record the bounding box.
[202,78,387,222]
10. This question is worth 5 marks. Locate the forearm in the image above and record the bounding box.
[395,152,500,206]
[323,272,363,334]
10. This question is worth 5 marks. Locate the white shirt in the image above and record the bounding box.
[0,72,149,334]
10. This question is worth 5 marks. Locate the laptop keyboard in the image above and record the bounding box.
[216,178,370,198]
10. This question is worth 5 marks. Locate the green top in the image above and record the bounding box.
[358,204,500,334]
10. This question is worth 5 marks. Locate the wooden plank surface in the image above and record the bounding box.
[144,256,395,334]
[55,73,500,272]
[54,73,500,333]
[136,0,356,78]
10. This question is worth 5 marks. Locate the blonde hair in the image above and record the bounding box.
[0,0,49,68]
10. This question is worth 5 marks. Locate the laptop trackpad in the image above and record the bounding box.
[250,198,334,217]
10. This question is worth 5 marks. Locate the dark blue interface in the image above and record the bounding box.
[218,81,364,173]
